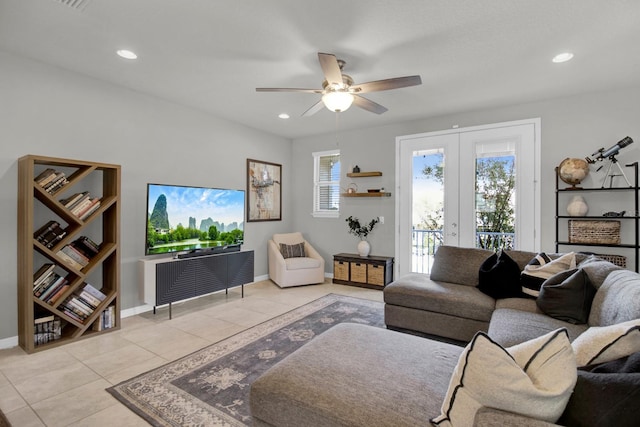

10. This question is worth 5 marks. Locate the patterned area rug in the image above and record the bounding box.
[107,294,384,426]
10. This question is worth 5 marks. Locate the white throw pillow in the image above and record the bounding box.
[572,319,640,367]
[431,329,576,427]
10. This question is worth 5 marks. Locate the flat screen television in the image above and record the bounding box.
[145,183,245,256]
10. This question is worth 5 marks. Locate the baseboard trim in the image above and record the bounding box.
[0,335,18,350]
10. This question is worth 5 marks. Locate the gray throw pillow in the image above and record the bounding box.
[279,242,306,259]
[537,268,596,324]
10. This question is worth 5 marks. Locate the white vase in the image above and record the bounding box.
[357,240,371,257]
[567,195,589,216]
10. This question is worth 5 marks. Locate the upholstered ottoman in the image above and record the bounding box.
[249,323,462,427]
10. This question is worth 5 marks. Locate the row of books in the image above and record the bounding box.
[34,315,63,345]
[59,283,107,324]
[59,191,102,220]
[92,305,116,331]
[55,236,100,270]
[33,264,69,304]
[34,168,68,194]
[34,220,67,249]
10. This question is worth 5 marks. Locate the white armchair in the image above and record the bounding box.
[268,232,326,288]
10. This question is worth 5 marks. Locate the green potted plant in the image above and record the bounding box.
[346,216,379,256]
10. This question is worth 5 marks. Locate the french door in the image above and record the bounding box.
[395,119,540,277]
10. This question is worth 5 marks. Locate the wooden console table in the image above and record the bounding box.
[332,253,394,289]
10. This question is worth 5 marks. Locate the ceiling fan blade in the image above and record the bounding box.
[318,53,343,86]
[256,88,322,93]
[301,100,325,117]
[351,75,422,93]
[353,95,388,114]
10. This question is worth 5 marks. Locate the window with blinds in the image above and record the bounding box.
[313,150,340,218]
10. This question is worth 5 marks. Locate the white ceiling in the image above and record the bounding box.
[2,0,640,139]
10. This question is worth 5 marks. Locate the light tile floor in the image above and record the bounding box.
[0,280,383,426]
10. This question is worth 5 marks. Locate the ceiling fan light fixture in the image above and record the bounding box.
[322,91,354,112]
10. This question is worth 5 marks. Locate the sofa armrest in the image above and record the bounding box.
[473,407,562,427]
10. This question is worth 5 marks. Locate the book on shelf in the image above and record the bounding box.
[34,168,57,185]
[42,171,68,194]
[78,199,101,220]
[75,236,100,255]
[70,196,95,216]
[34,272,60,297]
[58,283,107,324]
[55,250,85,270]
[33,315,62,345]
[61,191,89,210]
[47,283,69,304]
[33,263,55,289]
[55,237,101,269]
[92,305,116,331]
[60,245,90,266]
[39,276,67,302]
[34,221,67,248]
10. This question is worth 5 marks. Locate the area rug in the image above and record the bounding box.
[107,293,385,426]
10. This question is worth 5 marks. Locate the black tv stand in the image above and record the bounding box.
[140,249,254,319]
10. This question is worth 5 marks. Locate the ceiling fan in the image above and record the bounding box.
[256,52,422,116]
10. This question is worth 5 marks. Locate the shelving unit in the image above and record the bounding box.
[342,171,391,197]
[18,155,121,353]
[555,162,638,272]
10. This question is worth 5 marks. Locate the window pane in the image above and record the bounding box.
[475,142,515,250]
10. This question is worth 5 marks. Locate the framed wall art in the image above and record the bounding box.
[247,158,282,222]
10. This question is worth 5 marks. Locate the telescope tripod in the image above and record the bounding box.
[598,156,632,188]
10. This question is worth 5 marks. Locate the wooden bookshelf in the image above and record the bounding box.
[18,155,121,353]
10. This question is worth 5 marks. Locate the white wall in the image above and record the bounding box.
[0,51,293,341]
[291,86,640,273]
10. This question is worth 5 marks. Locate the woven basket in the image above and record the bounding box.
[595,254,627,268]
[568,220,621,244]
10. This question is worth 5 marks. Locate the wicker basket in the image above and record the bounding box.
[568,220,621,244]
[595,254,627,268]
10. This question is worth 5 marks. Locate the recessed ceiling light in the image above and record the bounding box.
[552,52,574,63]
[116,49,138,60]
[278,113,290,119]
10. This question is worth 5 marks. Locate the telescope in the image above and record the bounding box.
[585,136,634,187]
[586,136,633,164]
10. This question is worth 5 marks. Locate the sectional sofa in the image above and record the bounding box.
[250,246,640,426]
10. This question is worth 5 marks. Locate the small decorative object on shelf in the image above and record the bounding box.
[352,165,360,173]
[566,195,589,216]
[346,216,379,257]
[558,158,590,189]
[603,211,626,217]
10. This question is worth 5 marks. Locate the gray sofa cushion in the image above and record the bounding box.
[579,256,623,289]
[589,270,640,326]
[384,273,496,322]
[250,323,462,427]
[488,308,588,347]
[589,269,640,326]
[429,246,493,286]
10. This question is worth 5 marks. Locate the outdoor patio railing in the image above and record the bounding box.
[412,229,515,273]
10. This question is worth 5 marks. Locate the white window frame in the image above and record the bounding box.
[312,149,340,218]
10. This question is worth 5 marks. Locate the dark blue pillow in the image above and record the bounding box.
[477,250,522,299]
